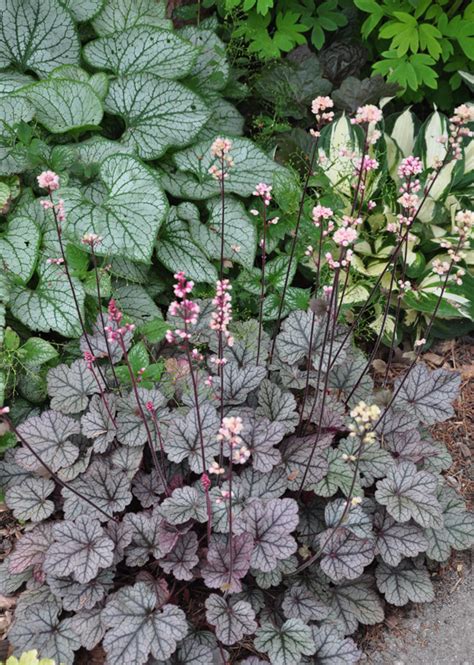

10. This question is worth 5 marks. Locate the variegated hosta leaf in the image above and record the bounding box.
[81,393,117,453]
[328,576,384,635]
[425,484,474,562]
[0,214,40,283]
[102,582,188,664]
[254,619,316,665]
[8,523,54,575]
[105,74,209,160]
[240,466,288,500]
[0,0,80,76]
[373,510,428,567]
[124,510,177,566]
[234,498,299,572]
[160,486,208,525]
[234,411,285,472]
[221,361,267,405]
[47,359,100,414]
[48,568,114,611]
[393,364,461,424]
[92,0,172,35]
[69,607,106,651]
[375,561,434,606]
[116,387,167,446]
[16,410,81,473]
[201,533,254,594]
[256,379,298,434]
[338,437,393,486]
[62,459,132,522]
[165,402,219,473]
[205,594,257,646]
[8,601,81,664]
[310,624,362,665]
[44,516,114,584]
[320,528,375,583]
[84,26,197,79]
[282,584,330,622]
[180,27,229,91]
[159,531,199,581]
[375,461,443,529]
[62,154,168,264]
[281,434,332,491]
[5,476,55,522]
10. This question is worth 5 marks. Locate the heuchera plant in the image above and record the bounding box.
[1,104,474,663]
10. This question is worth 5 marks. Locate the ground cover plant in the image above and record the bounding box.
[0,94,473,664]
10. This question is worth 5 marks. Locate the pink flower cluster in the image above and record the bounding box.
[209,137,234,180]
[210,279,233,364]
[40,197,66,223]
[312,205,333,227]
[105,299,135,343]
[0,406,10,416]
[81,233,102,247]
[398,156,423,179]
[388,155,423,233]
[166,273,200,343]
[310,96,334,135]
[351,105,383,125]
[449,105,474,160]
[46,257,64,266]
[333,226,358,247]
[83,350,96,370]
[253,182,272,206]
[37,170,60,192]
[216,416,250,465]
[354,156,379,174]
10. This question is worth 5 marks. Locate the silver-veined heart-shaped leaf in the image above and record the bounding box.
[375,461,443,528]
[424,484,474,562]
[62,154,168,264]
[251,555,298,589]
[132,468,167,509]
[0,0,80,76]
[62,0,103,22]
[320,528,375,583]
[8,522,53,574]
[282,584,330,622]
[222,362,267,405]
[20,79,103,133]
[310,624,362,665]
[234,411,285,472]
[0,214,40,283]
[84,26,197,79]
[105,74,209,160]
[123,510,175,566]
[384,428,442,464]
[339,437,393,486]
[328,576,384,634]
[165,402,220,473]
[159,531,199,581]
[47,359,100,414]
[240,466,288,500]
[201,533,254,594]
[5,476,55,522]
[312,448,363,498]
[324,499,373,540]
[328,351,374,406]
[48,568,114,611]
[81,393,117,453]
[205,594,257,646]
[44,516,114,584]
[256,378,298,434]
[208,478,245,534]
[373,510,428,567]
[180,27,229,91]
[254,619,316,665]
[102,582,188,664]
[375,560,434,606]
[160,486,208,525]
[281,434,331,491]
[69,607,106,650]
[116,386,167,446]
[10,262,85,337]
[92,0,172,36]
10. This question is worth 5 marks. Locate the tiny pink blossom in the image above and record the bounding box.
[145,401,155,413]
[37,170,60,191]
[209,460,225,475]
[351,105,383,125]
[83,350,96,369]
[312,205,333,227]
[0,406,10,415]
[333,227,358,247]
[46,257,64,265]
[398,156,423,178]
[253,182,272,206]
[201,473,211,491]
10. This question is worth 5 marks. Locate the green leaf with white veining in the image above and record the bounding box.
[0,70,34,96]
[375,561,434,606]
[328,576,384,634]
[20,79,103,133]
[0,96,34,137]
[62,154,167,263]
[84,26,197,79]
[180,27,229,91]
[105,74,209,160]
[254,619,316,665]
[0,215,40,283]
[92,0,172,36]
[62,0,103,22]
[9,262,85,337]
[425,485,474,562]
[113,282,163,322]
[0,0,80,76]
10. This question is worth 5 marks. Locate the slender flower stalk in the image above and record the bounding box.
[254,183,273,364]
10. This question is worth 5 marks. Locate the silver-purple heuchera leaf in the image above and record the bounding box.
[384,429,439,464]
[234,498,299,572]
[221,361,267,404]
[424,484,474,562]
[312,448,363,498]
[375,461,443,528]
[102,582,188,664]
[338,437,393,486]
[5,476,55,522]
[48,567,114,611]
[160,531,199,580]
[209,479,246,533]
[256,378,298,434]
[69,607,106,650]
[8,523,54,575]
[165,402,220,472]
[205,594,257,645]
[310,624,362,665]
[201,533,254,593]
[132,468,166,507]
[43,515,114,584]
[282,584,330,622]
[62,459,132,521]
[251,555,297,589]
[393,364,461,424]
[373,510,428,567]
[160,486,208,524]
[0,449,32,491]
[116,387,168,446]
[240,466,288,499]
[319,527,375,582]
[56,434,93,482]
[281,434,331,491]
[375,560,434,606]
[324,499,373,540]
[328,576,384,634]
[150,634,216,664]
[81,393,117,452]
[254,618,316,665]
[16,410,81,473]
[47,359,101,414]
[81,314,133,363]
[237,411,286,472]
[124,509,177,566]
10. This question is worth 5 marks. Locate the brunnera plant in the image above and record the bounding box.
[1,159,473,663]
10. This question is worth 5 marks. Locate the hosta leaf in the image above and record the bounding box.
[93,0,172,35]
[310,624,362,665]
[124,510,176,566]
[62,460,132,521]
[254,619,315,665]
[0,0,80,76]
[62,0,103,22]
[328,576,384,634]
[105,74,209,160]
[116,387,167,446]
[10,262,85,337]
[256,379,298,434]
[320,528,375,582]
[5,476,55,522]
[425,485,474,562]
[375,461,443,528]
[190,196,257,270]
[180,27,229,91]
[205,594,257,646]
[44,516,114,584]
[165,402,219,473]
[240,466,288,499]
[374,510,427,567]
[81,393,117,453]
[84,26,197,79]
[237,412,286,472]
[8,523,54,574]
[222,362,267,405]
[202,533,254,594]
[69,607,106,650]
[234,498,299,572]
[21,79,103,133]
[62,154,168,264]
[160,486,208,525]
[8,602,80,664]
[102,582,188,664]
[0,215,40,283]
[48,568,114,611]
[393,364,461,424]
[282,584,330,622]
[281,434,331,491]
[160,531,199,581]
[375,561,434,606]
[47,359,99,414]
[16,410,81,473]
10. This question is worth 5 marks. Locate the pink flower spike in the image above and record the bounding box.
[145,400,155,414]
[83,350,96,369]
[37,170,60,191]
[201,473,211,491]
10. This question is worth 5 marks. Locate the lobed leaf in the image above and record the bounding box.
[375,561,434,606]
[254,619,316,665]
[205,594,257,646]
